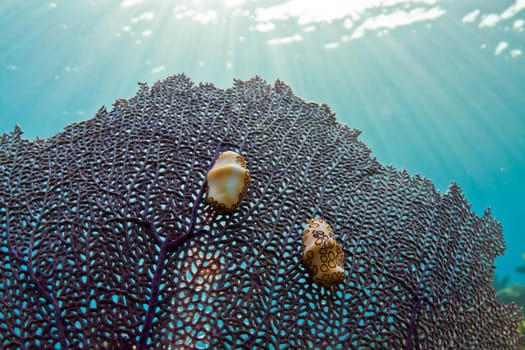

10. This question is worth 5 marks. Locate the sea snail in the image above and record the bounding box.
[302,218,346,287]
[205,151,251,214]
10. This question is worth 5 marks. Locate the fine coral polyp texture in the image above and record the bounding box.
[0,75,522,349]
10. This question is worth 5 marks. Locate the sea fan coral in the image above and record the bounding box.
[0,75,522,349]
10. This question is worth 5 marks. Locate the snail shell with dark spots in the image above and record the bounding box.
[302,218,346,287]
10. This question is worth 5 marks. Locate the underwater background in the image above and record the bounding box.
[1,0,524,298]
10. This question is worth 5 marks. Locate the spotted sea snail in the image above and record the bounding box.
[302,218,346,287]
[205,151,251,214]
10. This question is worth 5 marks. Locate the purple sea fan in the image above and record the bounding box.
[0,74,522,349]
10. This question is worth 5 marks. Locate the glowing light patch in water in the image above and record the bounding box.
[267,34,303,45]
[500,0,525,20]
[173,6,218,24]
[513,19,524,31]
[479,14,500,28]
[224,0,245,8]
[324,42,340,50]
[192,10,218,24]
[255,22,276,32]
[131,12,155,23]
[120,0,145,8]
[462,9,480,23]
[495,41,509,56]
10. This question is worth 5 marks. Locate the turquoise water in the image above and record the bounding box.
[1,0,524,291]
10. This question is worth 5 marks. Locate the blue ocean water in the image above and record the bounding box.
[0,0,523,291]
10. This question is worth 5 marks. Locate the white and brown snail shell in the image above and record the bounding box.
[205,151,250,214]
[302,218,346,287]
